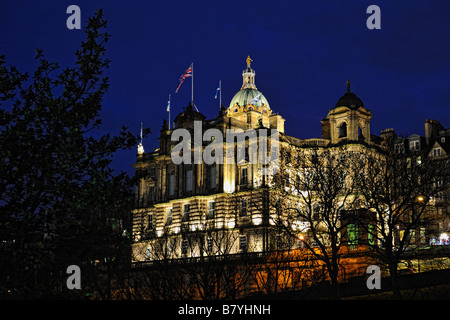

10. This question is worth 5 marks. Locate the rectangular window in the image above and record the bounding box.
[241,167,248,185]
[147,214,153,229]
[240,198,247,217]
[207,201,215,220]
[312,204,320,221]
[182,203,190,222]
[419,228,426,243]
[433,148,442,157]
[410,140,420,151]
[165,207,173,226]
[416,156,422,165]
[182,240,188,256]
[368,224,375,249]
[169,174,175,196]
[276,198,281,215]
[435,191,444,202]
[239,235,247,251]
[185,169,193,192]
[149,167,155,178]
[347,224,358,251]
[149,185,155,202]
[207,237,213,254]
[209,165,216,189]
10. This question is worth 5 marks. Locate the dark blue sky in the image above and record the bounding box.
[1,0,450,175]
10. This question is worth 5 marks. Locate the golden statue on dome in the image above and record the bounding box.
[246,55,253,68]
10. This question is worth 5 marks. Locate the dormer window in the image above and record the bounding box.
[410,140,420,151]
[433,147,442,157]
[394,143,405,154]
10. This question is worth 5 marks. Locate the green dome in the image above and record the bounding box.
[229,88,270,110]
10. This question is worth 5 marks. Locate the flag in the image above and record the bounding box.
[215,81,221,99]
[250,93,261,104]
[175,63,193,93]
[166,96,171,112]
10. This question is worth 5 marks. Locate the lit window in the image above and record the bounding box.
[165,207,173,226]
[147,214,153,229]
[368,224,375,249]
[182,204,190,222]
[240,198,247,217]
[239,235,247,251]
[410,140,420,151]
[433,147,442,157]
[241,167,248,185]
[207,201,215,220]
[347,224,358,251]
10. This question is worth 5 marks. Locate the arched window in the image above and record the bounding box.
[358,126,364,140]
[338,122,347,138]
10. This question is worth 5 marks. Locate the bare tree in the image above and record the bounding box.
[355,136,449,299]
[269,145,363,298]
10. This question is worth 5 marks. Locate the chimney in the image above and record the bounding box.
[425,119,443,144]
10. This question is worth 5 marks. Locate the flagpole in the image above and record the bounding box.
[168,94,171,130]
[191,62,194,104]
[219,80,222,109]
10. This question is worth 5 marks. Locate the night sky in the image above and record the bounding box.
[1,0,450,175]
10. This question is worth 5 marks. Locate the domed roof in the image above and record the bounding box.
[174,102,206,125]
[335,80,364,110]
[229,88,270,110]
[335,91,364,110]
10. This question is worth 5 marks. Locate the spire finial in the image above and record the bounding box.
[346,79,351,92]
[246,55,253,68]
[137,122,145,154]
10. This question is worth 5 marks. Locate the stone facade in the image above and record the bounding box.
[131,59,449,267]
